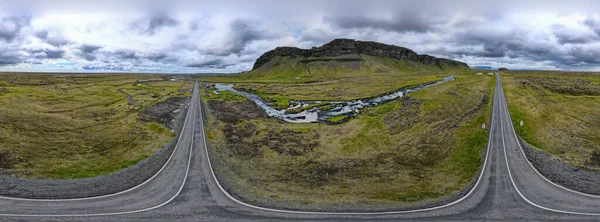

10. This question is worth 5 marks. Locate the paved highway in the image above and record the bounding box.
[0,76,599,221]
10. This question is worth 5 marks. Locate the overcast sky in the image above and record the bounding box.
[2,0,600,73]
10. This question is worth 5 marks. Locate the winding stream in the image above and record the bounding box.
[215,75,455,123]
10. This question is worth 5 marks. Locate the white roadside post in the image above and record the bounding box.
[520,120,524,127]
[482,123,486,129]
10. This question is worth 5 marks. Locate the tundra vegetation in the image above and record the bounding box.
[502,71,600,170]
[200,39,493,209]
[0,74,192,179]
[201,72,494,209]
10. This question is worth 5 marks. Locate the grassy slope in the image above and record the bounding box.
[502,71,600,170]
[203,73,493,208]
[0,74,192,178]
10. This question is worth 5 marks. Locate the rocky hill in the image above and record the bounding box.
[252,38,469,70]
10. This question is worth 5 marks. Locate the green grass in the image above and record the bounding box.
[286,103,326,114]
[502,71,600,170]
[202,72,494,209]
[327,115,347,123]
[0,74,192,179]
[205,90,247,102]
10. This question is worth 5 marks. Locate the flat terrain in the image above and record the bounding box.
[502,71,600,170]
[202,73,494,210]
[0,74,192,178]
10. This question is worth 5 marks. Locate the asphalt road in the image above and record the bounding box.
[0,76,599,221]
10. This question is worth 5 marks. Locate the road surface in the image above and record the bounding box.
[0,76,599,221]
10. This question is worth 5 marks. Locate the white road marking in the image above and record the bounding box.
[502,85,600,199]
[499,77,600,216]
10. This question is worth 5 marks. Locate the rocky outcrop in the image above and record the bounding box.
[252,38,469,70]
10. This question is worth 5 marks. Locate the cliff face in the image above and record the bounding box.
[252,38,469,70]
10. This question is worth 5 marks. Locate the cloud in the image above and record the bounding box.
[553,24,599,44]
[323,12,437,33]
[0,16,30,42]
[79,44,102,61]
[28,49,65,59]
[132,15,179,35]
[80,44,102,53]
[0,53,22,64]
[186,58,228,69]
[197,19,270,56]
[113,49,137,59]
[2,1,600,72]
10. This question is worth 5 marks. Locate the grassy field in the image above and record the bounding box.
[202,72,494,208]
[502,71,600,170]
[0,74,192,178]
[200,55,467,108]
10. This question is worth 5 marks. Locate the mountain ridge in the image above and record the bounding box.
[252,38,469,70]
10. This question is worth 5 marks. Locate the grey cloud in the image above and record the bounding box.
[324,12,435,33]
[0,51,22,65]
[34,30,70,47]
[84,54,96,61]
[34,30,48,39]
[584,18,600,36]
[114,49,137,59]
[79,44,103,61]
[132,15,179,35]
[186,58,229,69]
[0,16,30,42]
[144,52,169,62]
[46,37,69,47]
[28,49,66,59]
[202,19,266,56]
[438,24,600,69]
[553,24,598,44]
[80,44,102,53]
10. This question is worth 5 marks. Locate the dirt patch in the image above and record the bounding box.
[587,151,600,167]
[426,92,488,136]
[0,87,7,96]
[518,76,600,96]
[0,150,15,171]
[139,97,187,130]
[207,100,267,123]
[117,88,139,106]
[259,129,320,156]
[384,96,422,133]
[207,99,319,158]
[221,122,260,158]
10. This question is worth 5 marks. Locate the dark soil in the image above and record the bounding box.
[259,129,319,156]
[586,151,600,168]
[117,88,139,106]
[0,150,15,172]
[0,87,7,96]
[384,96,422,133]
[207,99,267,124]
[518,76,600,96]
[207,99,319,158]
[139,97,187,130]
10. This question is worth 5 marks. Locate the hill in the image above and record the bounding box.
[243,38,469,81]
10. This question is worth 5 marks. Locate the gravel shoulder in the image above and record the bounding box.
[519,137,600,195]
[0,97,190,199]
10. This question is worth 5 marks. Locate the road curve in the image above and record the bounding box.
[0,78,598,220]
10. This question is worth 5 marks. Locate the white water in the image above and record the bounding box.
[215,75,455,123]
